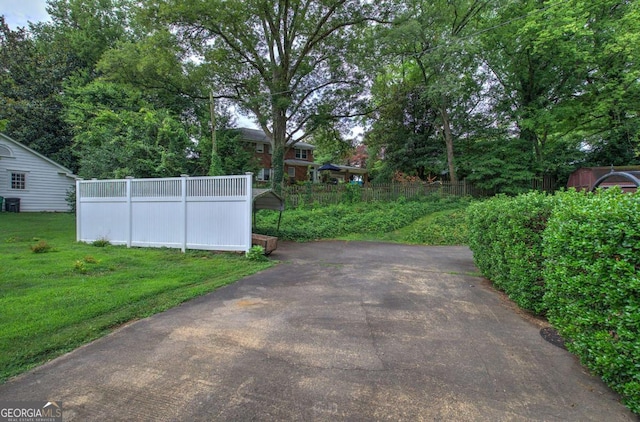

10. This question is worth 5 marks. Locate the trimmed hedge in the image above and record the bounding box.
[467,192,555,314]
[468,188,640,414]
[543,189,640,413]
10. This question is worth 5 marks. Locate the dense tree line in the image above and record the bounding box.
[0,0,637,192]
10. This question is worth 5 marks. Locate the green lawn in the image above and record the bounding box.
[0,213,272,383]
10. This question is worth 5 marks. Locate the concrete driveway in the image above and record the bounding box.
[0,241,635,421]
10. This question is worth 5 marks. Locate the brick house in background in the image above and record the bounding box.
[238,128,319,183]
[237,127,368,184]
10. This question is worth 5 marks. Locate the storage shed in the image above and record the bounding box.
[566,166,640,192]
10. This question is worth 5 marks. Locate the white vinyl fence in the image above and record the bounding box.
[76,175,253,252]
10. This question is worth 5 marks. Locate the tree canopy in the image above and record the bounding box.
[0,0,637,191]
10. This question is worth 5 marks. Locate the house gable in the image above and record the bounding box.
[0,133,76,212]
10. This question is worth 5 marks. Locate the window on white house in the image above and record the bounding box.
[256,143,264,153]
[11,172,26,190]
[0,145,12,157]
[288,167,296,178]
[295,148,308,159]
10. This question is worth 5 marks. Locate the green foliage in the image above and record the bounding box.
[404,209,469,245]
[460,137,537,195]
[208,152,224,176]
[30,240,52,253]
[0,213,272,382]
[246,245,267,261]
[543,188,640,413]
[467,191,556,314]
[64,80,192,179]
[341,183,363,204]
[255,196,470,242]
[92,238,111,247]
[65,186,76,213]
[468,188,640,414]
[153,0,386,189]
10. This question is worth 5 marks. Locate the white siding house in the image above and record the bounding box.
[0,133,76,212]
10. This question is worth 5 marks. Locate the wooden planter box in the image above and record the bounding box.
[252,234,278,255]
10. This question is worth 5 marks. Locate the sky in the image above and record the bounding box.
[1,0,50,29]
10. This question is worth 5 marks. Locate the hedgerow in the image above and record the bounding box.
[467,191,555,314]
[468,188,640,414]
[543,188,640,413]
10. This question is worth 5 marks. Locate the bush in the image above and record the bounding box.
[467,191,555,314]
[92,238,111,247]
[246,245,268,261]
[30,240,52,254]
[543,188,640,413]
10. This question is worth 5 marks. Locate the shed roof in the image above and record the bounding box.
[253,188,284,211]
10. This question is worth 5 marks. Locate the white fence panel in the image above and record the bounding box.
[76,175,252,252]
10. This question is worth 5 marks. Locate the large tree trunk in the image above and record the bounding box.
[271,110,287,194]
[440,105,457,182]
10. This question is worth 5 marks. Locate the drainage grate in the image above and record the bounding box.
[540,327,567,350]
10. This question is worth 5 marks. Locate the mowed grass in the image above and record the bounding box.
[0,213,272,383]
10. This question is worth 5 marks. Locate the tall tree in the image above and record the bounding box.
[480,0,640,176]
[367,0,488,181]
[63,80,193,179]
[149,0,390,191]
[0,17,77,169]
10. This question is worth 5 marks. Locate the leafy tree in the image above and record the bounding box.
[63,80,192,178]
[480,0,640,177]
[307,126,355,165]
[188,126,260,177]
[149,0,391,192]
[364,0,489,182]
[365,69,443,181]
[0,0,136,171]
[0,17,76,169]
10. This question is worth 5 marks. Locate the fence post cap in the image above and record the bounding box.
[245,172,254,176]
[180,174,189,177]
[125,176,134,179]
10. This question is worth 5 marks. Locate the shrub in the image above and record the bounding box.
[543,188,640,413]
[30,240,52,254]
[92,238,111,247]
[467,191,556,314]
[246,245,267,261]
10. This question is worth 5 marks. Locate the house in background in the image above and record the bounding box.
[237,127,368,184]
[238,127,319,183]
[0,133,76,212]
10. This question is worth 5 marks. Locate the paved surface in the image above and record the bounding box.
[1,241,636,421]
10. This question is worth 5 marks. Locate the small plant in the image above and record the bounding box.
[83,256,98,264]
[30,240,51,254]
[92,238,111,247]
[73,260,86,273]
[65,186,76,213]
[246,245,267,261]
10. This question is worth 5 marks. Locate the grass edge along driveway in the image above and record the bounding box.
[0,213,272,383]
